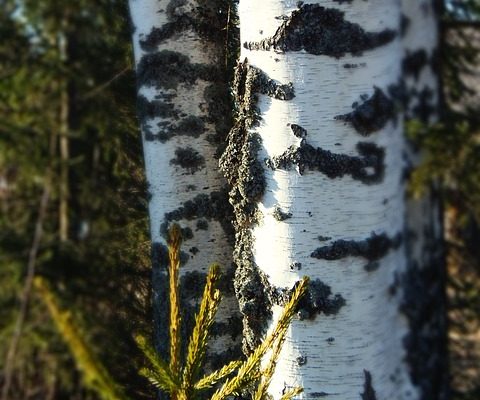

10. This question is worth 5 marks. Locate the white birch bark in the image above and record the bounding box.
[223,1,442,398]
[128,0,241,367]
[401,1,448,399]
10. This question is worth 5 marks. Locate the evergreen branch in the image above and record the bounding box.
[34,277,128,400]
[254,282,304,400]
[139,367,178,392]
[182,264,222,394]
[135,335,179,391]
[1,132,55,400]
[279,386,303,400]
[194,360,242,390]
[168,224,183,377]
[211,277,309,400]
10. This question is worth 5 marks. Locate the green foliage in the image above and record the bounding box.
[138,225,307,400]
[407,115,480,221]
[0,1,152,398]
[34,276,129,400]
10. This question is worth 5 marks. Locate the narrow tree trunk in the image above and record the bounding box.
[222,1,442,398]
[59,30,69,243]
[128,0,241,367]
[401,1,448,399]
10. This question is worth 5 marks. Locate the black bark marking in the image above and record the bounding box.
[207,344,244,371]
[210,314,244,340]
[343,62,366,69]
[296,279,346,319]
[401,237,448,400]
[335,87,396,136]
[401,14,411,37]
[403,49,429,80]
[296,355,308,366]
[310,392,331,398]
[291,123,308,138]
[361,370,377,400]
[145,115,206,142]
[244,5,396,58]
[136,94,178,121]
[318,235,332,242]
[311,232,403,271]
[159,190,235,243]
[170,146,206,173]
[290,262,302,271]
[268,278,347,320]
[219,59,295,354]
[140,0,232,50]
[272,205,292,221]
[196,219,208,230]
[137,50,217,90]
[265,129,385,185]
[411,86,436,123]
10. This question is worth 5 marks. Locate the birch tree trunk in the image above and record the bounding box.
[221,1,445,398]
[401,1,448,399]
[128,0,242,368]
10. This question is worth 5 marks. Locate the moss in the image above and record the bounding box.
[244,4,396,58]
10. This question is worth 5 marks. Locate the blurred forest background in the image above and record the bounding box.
[0,0,479,399]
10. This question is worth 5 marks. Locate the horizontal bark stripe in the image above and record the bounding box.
[244,4,396,58]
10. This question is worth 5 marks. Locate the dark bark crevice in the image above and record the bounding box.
[265,130,385,185]
[219,59,297,353]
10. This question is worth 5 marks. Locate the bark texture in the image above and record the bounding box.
[128,0,241,369]
[222,1,444,399]
[401,1,448,399]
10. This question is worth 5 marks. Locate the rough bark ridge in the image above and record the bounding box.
[401,1,448,399]
[129,0,242,370]
[223,0,442,399]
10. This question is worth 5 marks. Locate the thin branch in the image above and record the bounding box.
[443,19,480,29]
[1,133,55,400]
[1,183,51,400]
[80,66,131,101]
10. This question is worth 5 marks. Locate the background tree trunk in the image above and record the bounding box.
[401,1,448,399]
[221,1,445,398]
[128,0,242,369]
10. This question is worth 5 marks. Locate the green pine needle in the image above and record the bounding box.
[137,224,309,400]
[194,360,242,390]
